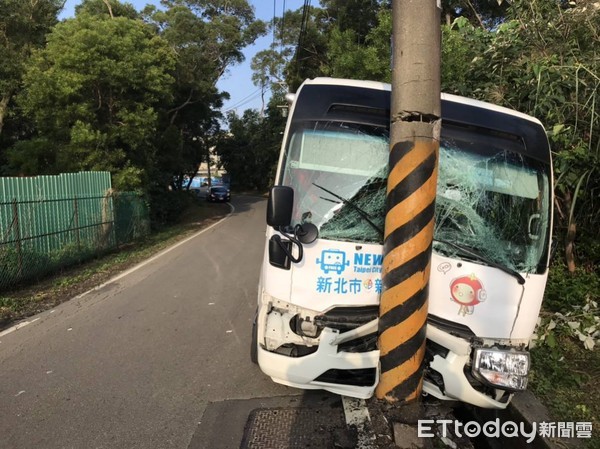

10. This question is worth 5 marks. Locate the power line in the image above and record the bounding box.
[280,0,286,56]
[296,0,312,67]
[223,90,264,113]
[272,0,277,47]
[224,87,263,110]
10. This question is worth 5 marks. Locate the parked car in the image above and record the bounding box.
[207,186,231,202]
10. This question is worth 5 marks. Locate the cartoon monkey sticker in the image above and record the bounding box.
[450,274,487,316]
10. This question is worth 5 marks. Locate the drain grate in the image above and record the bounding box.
[240,407,348,449]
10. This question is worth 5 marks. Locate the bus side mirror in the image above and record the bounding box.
[267,186,294,227]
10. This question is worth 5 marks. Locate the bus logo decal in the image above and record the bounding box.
[316,249,350,275]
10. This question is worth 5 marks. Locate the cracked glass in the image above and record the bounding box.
[281,121,388,244]
[280,121,551,274]
[434,126,551,274]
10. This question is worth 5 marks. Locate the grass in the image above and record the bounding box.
[528,263,600,448]
[530,338,600,448]
[0,198,230,329]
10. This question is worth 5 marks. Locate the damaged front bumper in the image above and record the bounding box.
[257,300,525,408]
[423,325,515,409]
[256,301,380,398]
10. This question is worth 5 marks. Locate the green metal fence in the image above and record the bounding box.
[0,172,149,291]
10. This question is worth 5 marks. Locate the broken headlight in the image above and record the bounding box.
[472,348,529,391]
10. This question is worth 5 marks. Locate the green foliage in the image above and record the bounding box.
[327,8,392,82]
[441,17,490,94]
[47,242,94,267]
[0,0,62,99]
[544,263,600,312]
[0,0,62,170]
[530,337,600,444]
[5,138,58,175]
[256,0,507,91]
[13,12,176,187]
[440,0,509,28]
[2,0,265,227]
[142,0,265,205]
[0,242,98,291]
[215,94,286,190]
[112,165,146,191]
[319,0,382,43]
[75,0,140,19]
[0,247,51,287]
[147,189,194,228]
[440,1,600,272]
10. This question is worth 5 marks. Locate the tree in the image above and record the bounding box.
[0,0,62,136]
[142,0,266,188]
[0,0,62,169]
[440,0,508,28]
[327,7,392,82]
[11,11,176,190]
[440,17,490,95]
[440,0,600,270]
[75,0,141,19]
[215,93,287,190]
[320,0,383,43]
[250,7,306,95]
[252,1,388,92]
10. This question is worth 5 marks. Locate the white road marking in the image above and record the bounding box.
[74,202,235,299]
[0,203,235,339]
[341,396,377,449]
[0,318,40,339]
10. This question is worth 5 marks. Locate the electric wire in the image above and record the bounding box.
[223,90,263,113]
[296,0,311,67]
[280,0,286,56]
[224,86,262,108]
[223,88,263,113]
[273,0,277,47]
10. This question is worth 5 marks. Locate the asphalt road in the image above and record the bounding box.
[0,195,296,449]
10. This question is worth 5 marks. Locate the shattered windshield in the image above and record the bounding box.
[434,126,551,274]
[280,121,551,274]
[281,121,388,244]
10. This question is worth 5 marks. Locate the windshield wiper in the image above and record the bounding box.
[434,238,526,285]
[312,182,384,238]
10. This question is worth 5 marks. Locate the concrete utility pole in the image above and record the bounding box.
[376,0,442,403]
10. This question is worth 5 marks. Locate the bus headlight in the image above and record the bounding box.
[472,348,529,391]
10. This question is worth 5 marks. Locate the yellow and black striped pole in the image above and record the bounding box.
[376,0,441,403]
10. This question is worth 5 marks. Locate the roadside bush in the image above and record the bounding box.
[0,247,51,290]
[47,242,98,267]
[544,262,600,313]
[148,188,194,229]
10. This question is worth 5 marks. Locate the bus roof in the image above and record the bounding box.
[302,77,543,127]
[290,77,550,164]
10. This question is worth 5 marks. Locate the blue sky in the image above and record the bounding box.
[58,0,309,114]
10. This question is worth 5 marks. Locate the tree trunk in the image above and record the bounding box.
[207,147,212,187]
[102,0,114,18]
[564,191,577,272]
[0,93,11,137]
